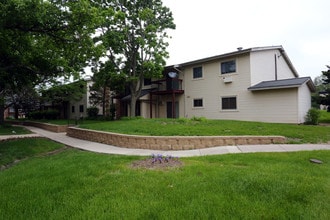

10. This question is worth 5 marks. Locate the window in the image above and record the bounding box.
[79,105,84,113]
[71,106,75,113]
[9,107,15,113]
[193,98,203,107]
[144,78,151,86]
[193,66,203,79]
[222,97,237,110]
[221,60,236,74]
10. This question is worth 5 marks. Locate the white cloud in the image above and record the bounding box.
[163,0,330,79]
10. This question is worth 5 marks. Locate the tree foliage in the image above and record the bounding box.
[94,0,175,116]
[320,65,330,111]
[89,62,126,116]
[0,0,101,124]
[0,0,176,123]
[42,80,86,106]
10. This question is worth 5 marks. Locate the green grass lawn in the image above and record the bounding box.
[0,138,65,166]
[0,124,31,135]
[320,110,330,123]
[0,141,329,219]
[78,117,330,144]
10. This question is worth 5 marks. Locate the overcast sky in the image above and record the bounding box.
[162,0,330,79]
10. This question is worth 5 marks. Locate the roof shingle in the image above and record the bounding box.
[248,77,315,91]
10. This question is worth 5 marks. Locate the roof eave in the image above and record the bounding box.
[279,48,299,77]
[166,46,294,70]
[248,85,300,91]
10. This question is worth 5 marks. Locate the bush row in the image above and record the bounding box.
[28,110,59,120]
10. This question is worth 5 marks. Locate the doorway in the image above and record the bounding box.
[166,101,179,118]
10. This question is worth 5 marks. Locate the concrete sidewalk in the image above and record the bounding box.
[2,126,330,157]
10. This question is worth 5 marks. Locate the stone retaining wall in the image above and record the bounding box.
[25,121,68,133]
[67,127,286,151]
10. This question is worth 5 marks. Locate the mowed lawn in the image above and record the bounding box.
[78,117,330,144]
[0,138,330,219]
[0,124,31,135]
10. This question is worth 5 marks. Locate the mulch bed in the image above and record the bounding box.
[131,157,184,170]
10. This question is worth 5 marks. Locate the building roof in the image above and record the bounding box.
[121,89,154,102]
[248,77,315,92]
[166,45,299,77]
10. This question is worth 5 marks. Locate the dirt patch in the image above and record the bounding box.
[131,157,184,170]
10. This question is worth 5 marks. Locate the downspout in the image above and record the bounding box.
[274,54,278,81]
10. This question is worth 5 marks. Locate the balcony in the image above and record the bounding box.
[151,78,184,95]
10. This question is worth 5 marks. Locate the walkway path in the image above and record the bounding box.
[2,126,330,157]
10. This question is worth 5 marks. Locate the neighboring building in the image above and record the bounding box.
[66,78,113,120]
[43,77,107,120]
[121,46,315,123]
[67,79,93,119]
[4,106,15,119]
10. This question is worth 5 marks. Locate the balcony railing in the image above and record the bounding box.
[151,78,184,95]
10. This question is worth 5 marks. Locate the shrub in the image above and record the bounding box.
[305,108,321,125]
[44,110,59,120]
[27,110,59,120]
[191,116,207,122]
[87,107,99,119]
[28,111,44,120]
[120,116,144,120]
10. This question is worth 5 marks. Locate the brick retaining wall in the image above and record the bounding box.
[67,127,286,151]
[24,121,68,133]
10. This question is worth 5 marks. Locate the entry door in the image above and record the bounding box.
[166,102,179,118]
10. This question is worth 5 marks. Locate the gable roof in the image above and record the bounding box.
[248,77,315,92]
[167,45,299,77]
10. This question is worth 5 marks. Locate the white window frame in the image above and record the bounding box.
[193,98,204,108]
[192,66,203,79]
[221,96,237,110]
[220,60,237,75]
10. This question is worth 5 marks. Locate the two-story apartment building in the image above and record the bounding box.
[123,46,315,123]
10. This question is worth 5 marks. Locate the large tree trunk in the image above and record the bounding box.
[130,92,138,117]
[102,87,106,116]
[129,79,142,117]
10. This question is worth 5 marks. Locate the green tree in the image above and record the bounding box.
[0,0,101,124]
[312,75,327,108]
[5,84,40,119]
[320,65,330,111]
[89,62,125,117]
[94,0,175,116]
[41,80,86,119]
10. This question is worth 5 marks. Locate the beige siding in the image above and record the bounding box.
[184,54,251,119]
[239,89,299,123]
[138,47,312,123]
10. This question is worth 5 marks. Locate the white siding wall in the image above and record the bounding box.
[297,83,312,123]
[250,49,296,86]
